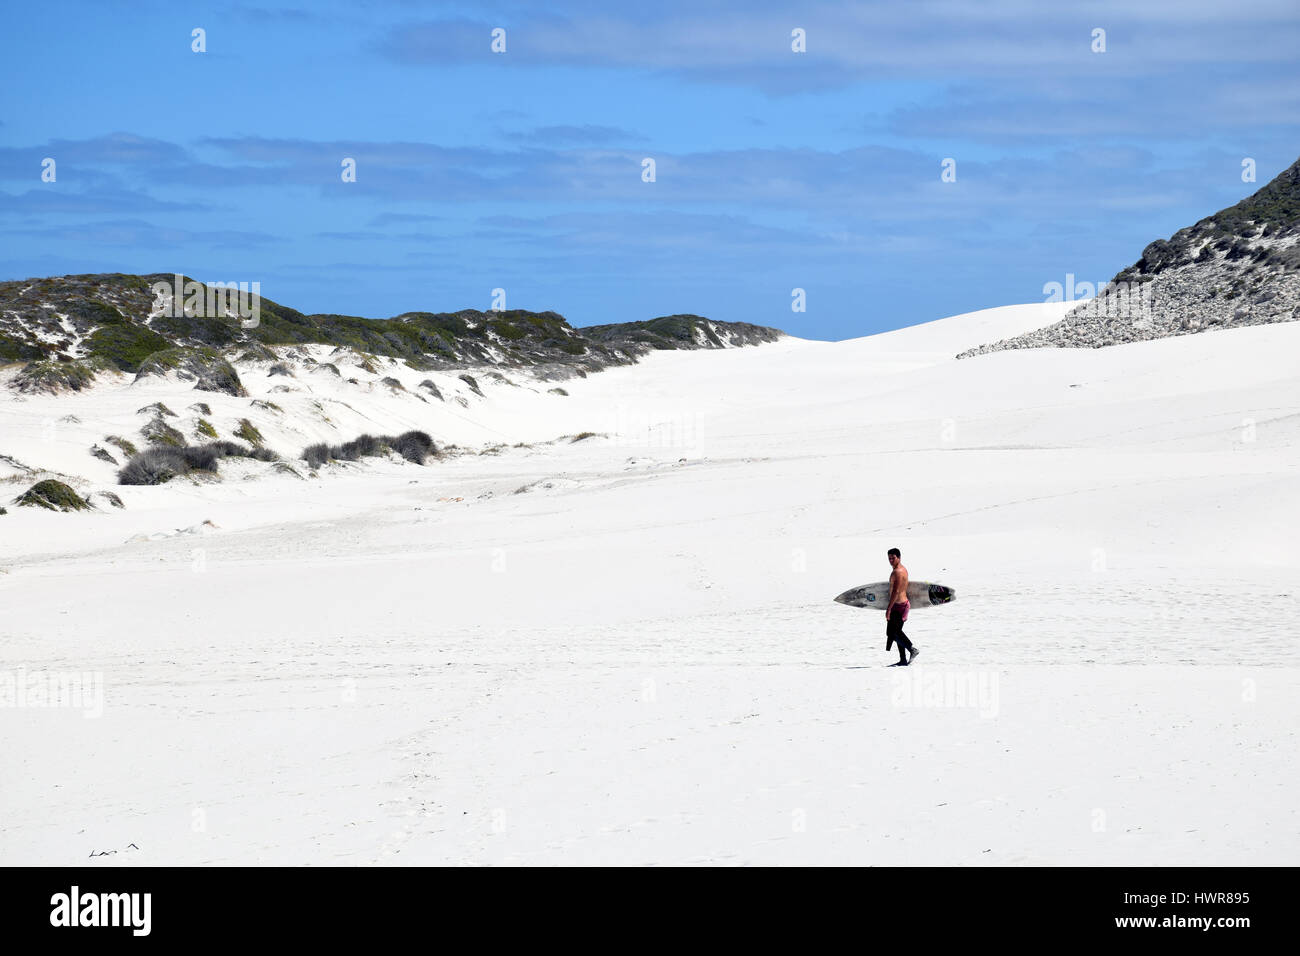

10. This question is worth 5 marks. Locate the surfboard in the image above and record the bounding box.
[833,581,956,609]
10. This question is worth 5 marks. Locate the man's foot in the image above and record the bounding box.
[907,647,919,663]
[890,659,908,667]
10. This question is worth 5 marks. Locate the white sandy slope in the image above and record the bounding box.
[1,300,1298,866]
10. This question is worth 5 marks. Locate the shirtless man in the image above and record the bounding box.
[886,548,918,666]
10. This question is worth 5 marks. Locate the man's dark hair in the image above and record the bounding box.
[888,548,901,559]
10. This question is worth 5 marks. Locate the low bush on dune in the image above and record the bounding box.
[205,439,249,457]
[118,440,280,485]
[234,418,264,446]
[301,429,437,469]
[140,415,186,448]
[13,357,113,395]
[134,346,246,396]
[335,433,385,461]
[136,402,177,418]
[105,435,139,458]
[303,443,331,469]
[207,441,277,463]
[120,447,196,485]
[85,323,171,374]
[391,430,436,463]
[181,445,220,471]
[15,479,91,512]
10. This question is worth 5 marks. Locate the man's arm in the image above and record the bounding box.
[887,569,899,605]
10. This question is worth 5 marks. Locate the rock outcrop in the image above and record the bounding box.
[958,156,1300,357]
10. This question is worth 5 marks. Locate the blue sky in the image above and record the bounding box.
[1,0,1297,339]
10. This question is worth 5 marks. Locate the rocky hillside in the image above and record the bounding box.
[958,155,1300,358]
[0,273,784,394]
[584,314,783,350]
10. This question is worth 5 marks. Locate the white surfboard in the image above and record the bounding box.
[833,581,956,609]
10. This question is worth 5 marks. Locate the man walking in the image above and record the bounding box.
[886,548,918,666]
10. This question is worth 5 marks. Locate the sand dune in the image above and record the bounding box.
[2,302,1297,865]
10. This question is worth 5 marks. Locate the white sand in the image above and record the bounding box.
[1,301,1297,865]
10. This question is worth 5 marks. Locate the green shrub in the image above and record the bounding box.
[148,313,240,347]
[15,479,91,512]
[68,299,128,327]
[135,346,246,396]
[136,401,177,417]
[118,440,275,485]
[234,418,264,446]
[0,333,44,364]
[118,447,193,485]
[141,416,186,447]
[86,324,173,373]
[12,358,110,394]
[105,435,139,457]
[302,430,436,468]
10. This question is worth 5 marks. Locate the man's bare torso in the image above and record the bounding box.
[889,564,909,604]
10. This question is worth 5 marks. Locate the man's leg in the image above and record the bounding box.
[888,612,909,664]
[895,609,918,663]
